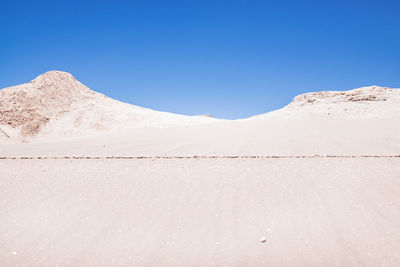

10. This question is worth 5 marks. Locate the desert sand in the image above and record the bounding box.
[1,71,399,266]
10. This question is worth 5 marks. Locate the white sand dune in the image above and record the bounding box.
[1,72,400,266]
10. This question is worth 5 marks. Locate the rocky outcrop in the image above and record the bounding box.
[291,86,397,106]
[0,71,98,140]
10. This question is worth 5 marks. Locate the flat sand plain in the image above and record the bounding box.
[1,158,399,266]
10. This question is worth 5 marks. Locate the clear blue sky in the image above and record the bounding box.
[1,0,399,119]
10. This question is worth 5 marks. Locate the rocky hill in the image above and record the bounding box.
[257,86,400,119]
[0,71,217,142]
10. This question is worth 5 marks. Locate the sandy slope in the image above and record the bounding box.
[1,116,400,156]
[0,158,399,266]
